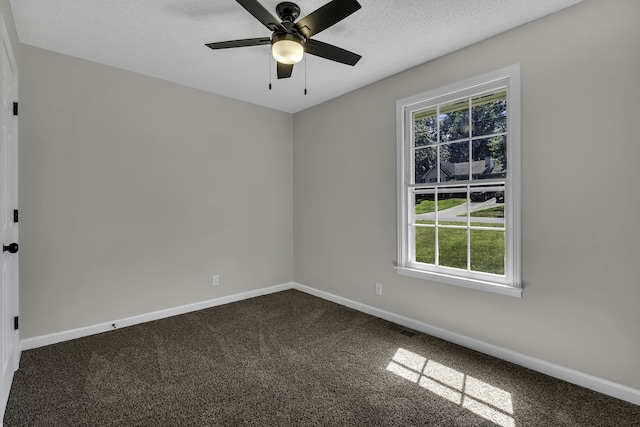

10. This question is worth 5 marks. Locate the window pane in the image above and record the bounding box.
[414,146,437,183]
[438,228,467,270]
[440,141,469,182]
[470,230,505,275]
[469,184,505,228]
[414,190,436,217]
[414,109,437,147]
[495,184,505,205]
[415,225,435,264]
[440,99,469,142]
[472,91,506,137]
[436,188,467,226]
[472,137,506,179]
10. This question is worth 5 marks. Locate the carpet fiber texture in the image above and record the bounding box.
[4,289,640,426]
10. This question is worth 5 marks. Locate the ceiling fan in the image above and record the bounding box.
[205,0,362,79]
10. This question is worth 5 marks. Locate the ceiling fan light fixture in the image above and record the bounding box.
[272,33,304,65]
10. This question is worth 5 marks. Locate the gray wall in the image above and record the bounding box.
[0,0,18,66]
[19,45,293,338]
[293,0,640,390]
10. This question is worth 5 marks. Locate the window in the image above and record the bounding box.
[396,65,521,297]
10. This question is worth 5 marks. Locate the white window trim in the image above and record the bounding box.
[396,64,522,297]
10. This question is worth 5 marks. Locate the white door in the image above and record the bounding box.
[0,15,18,419]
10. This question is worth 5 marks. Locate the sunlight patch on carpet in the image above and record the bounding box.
[387,348,515,427]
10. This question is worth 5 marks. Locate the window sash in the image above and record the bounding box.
[406,183,510,284]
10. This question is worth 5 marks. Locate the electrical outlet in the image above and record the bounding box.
[376,283,382,296]
[212,274,220,286]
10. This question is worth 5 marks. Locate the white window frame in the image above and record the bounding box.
[396,65,522,297]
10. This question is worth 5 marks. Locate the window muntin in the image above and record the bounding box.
[397,66,520,295]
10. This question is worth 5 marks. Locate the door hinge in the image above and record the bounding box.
[13,209,18,223]
[13,102,18,116]
[14,316,18,330]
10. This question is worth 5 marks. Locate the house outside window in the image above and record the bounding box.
[396,65,521,297]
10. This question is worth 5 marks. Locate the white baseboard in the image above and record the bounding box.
[19,281,640,406]
[20,282,294,351]
[292,282,640,406]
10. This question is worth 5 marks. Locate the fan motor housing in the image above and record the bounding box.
[272,32,304,45]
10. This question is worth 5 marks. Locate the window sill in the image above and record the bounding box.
[395,266,523,298]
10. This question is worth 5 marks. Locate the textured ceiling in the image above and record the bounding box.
[10,0,582,113]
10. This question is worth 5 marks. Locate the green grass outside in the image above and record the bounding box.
[414,224,505,274]
[458,205,504,218]
[414,198,466,214]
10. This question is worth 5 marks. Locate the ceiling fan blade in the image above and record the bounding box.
[294,0,361,38]
[206,37,271,50]
[277,62,294,79]
[236,0,285,32]
[304,39,361,66]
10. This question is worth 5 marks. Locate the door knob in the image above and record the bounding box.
[3,243,18,254]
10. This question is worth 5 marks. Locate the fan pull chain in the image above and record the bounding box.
[304,55,307,95]
[269,48,273,90]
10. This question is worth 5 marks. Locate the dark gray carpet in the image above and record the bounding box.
[4,289,640,426]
